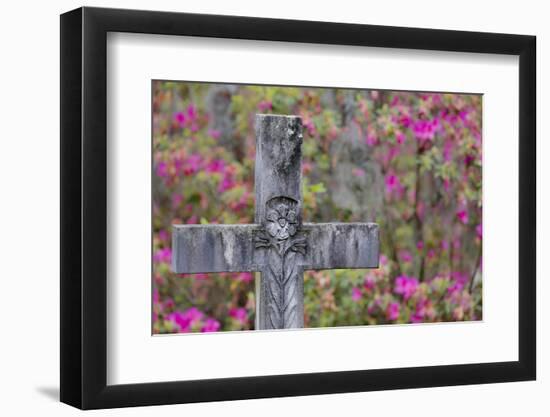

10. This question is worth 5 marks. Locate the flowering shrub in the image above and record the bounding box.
[152,82,482,333]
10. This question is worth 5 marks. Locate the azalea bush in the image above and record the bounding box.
[152,82,482,333]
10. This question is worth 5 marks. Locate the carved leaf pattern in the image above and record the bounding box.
[266,252,283,328]
[255,231,307,329]
[282,250,300,327]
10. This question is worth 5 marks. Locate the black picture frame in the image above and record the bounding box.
[60,6,536,410]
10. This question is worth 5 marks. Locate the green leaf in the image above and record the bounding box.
[309,182,327,194]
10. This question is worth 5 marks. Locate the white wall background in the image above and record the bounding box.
[0,0,545,415]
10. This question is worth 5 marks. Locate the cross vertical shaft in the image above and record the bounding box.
[254,115,305,329]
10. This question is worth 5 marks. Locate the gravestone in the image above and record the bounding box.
[172,114,379,329]
[206,84,238,153]
[325,89,383,221]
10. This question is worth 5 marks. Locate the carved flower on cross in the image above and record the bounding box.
[255,196,307,256]
[265,197,298,241]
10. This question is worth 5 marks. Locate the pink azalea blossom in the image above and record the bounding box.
[156,161,168,178]
[399,115,412,128]
[410,312,424,323]
[174,105,198,129]
[412,298,433,323]
[456,208,469,224]
[394,275,419,300]
[235,272,253,283]
[463,154,475,166]
[364,274,376,290]
[396,131,406,144]
[186,215,198,224]
[385,174,402,195]
[186,104,197,121]
[351,287,362,302]
[183,154,203,176]
[447,272,468,295]
[158,229,168,242]
[382,146,401,167]
[217,164,237,193]
[167,307,204,332]
[163,298,175,310]
[173,111,186,126]
[303,119,317,136]
[229,307,248,324]
[447,280,465,295]
[258,100,272,112]
[390,96,400,107]
[171,193,183,209]
[366,134,378,146]
[229,191,251,212]
[206,159,225,173]
[201,318,221,332]
[386,302,400,321]
[153,247,172,264]
[412,118,440,144]
[174,156,183,171]
[218,173,236,192]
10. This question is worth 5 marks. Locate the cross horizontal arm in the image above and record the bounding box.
[172,224,260,273]
[302,223,379,270]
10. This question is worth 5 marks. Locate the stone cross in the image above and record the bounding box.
[172,115,379,330]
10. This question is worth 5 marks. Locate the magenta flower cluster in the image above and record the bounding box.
[394,275,419,300]
[166,308,221,333]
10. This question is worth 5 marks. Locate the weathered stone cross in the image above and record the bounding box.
[172,115,379,330]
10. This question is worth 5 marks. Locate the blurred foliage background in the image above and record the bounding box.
[152,81,482,333]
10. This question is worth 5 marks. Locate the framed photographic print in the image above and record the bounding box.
[60,6,536,409]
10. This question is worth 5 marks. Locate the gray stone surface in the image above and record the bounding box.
[172,224,259,273]
[302,222,379,270]
[254,115,303,225]
[172,114,379,330]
